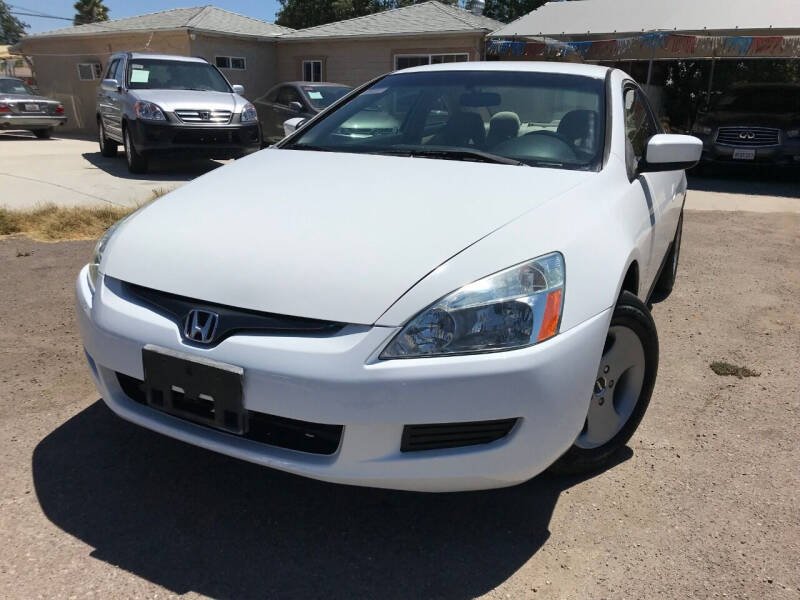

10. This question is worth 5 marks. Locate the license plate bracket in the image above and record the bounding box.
[732,148,756,160]
[142,345,245,434]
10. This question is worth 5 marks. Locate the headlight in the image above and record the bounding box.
[381,252,565,359]
[787,128,800,139]
[134,101,166,121]
[88,220,124,293]
[692,123,713,135]
[241,103,257,122]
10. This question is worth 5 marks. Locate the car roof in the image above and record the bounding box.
[397,61,611,80]
[122,53,209,64]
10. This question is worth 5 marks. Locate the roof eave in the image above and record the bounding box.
[280,28,492,42]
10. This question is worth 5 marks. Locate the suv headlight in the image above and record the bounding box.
[381,252,565,359]
[134,101,166,121]
[241,103,257,122]
[88,220,124,293]
[787,128,800,139]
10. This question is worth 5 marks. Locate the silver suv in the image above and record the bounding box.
[97,52,260,173]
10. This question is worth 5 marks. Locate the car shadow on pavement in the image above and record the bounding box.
[32,401,631,599]
[82,151,226,181]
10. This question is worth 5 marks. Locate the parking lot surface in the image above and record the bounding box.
[1,210,798,599]
[0,132,227,210]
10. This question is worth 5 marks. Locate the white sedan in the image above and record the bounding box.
[76,62,701,492]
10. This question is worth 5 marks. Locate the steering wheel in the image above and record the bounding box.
[494,130,578,162]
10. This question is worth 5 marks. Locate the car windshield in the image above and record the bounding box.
[283,70,606,170]
[301,85,352,110]
[715,88,800,113]
[0,78,34,95]
[127,59,231,92]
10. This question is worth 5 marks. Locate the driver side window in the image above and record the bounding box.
[623,86,658,175]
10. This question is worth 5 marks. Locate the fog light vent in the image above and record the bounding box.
[401,418,518,452]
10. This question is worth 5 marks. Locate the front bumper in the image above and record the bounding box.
[0,114,67,129]
[76,265,611,492]
[129,119,260,158]
[697,136,800,167]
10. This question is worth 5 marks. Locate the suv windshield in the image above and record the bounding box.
[301,85,352,110]
[283,71,606,170]
[127,59,231,92]
[715,88,800,113]
[0,78,33,95]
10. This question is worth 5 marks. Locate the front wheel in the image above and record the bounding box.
[123,126,148,174]
[550,291,659,474]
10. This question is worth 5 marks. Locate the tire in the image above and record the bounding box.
[98,120,118,157]
[649,211,683,304]
[550,291,659,475]
[123,125,148,174]
[33,128,52,139]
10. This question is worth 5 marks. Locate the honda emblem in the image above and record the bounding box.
[184,309,219,343]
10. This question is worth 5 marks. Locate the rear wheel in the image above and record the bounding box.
[550,291,658,474]
[123,125,148,174]
[98,120,118,157]
[650,211,683,304]
[33,128,51,139]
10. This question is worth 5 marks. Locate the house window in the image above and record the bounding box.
[303,60,322,82]
[394,53,469,71]
[77,62,102,81]
[215,56,246,70]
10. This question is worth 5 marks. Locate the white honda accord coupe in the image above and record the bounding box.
[76,62,701,492]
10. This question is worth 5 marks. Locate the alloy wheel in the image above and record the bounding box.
[575,325,646,449]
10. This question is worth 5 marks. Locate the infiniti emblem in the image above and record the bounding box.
[184,309,219,343]
[738,131,756,140]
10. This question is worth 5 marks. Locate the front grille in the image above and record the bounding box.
[174,109,232,124]
[401,418,518,452]
[716,126,780,147]
[121,280,344,345]
[116,372,343,455]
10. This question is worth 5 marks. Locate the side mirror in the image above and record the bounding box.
[283,117,308,137]
[100,78,119,92]
[641,134,703,172]
[288,101,303,113]
[232,84,245,95]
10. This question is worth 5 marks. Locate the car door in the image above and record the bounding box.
[254,85,280,142]
[272,86,303,141]
[98,59,120,137]
[106,57,126,141]
[622,84,678,294]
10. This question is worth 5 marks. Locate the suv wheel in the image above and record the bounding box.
[98,120,118,157]
[123,126,148,174]
[33,129,52,139]
[550,291,658,474]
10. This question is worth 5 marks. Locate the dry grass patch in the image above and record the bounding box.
[0,204,136,241]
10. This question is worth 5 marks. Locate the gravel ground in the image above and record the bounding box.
[0,211,798,599]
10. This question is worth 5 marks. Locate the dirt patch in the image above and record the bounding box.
[0,211,798,599]
[710,361,761,378]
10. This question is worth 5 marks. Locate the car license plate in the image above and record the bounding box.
[24,103,39,112]
[732,148,755,160]
[142,345,245,434]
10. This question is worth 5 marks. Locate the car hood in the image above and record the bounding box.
[130,89,241,112]
[103,150,591,325]
[699,111,800,129]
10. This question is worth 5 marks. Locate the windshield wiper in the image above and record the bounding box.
[286,144,337,152]
[387,146,525,166]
